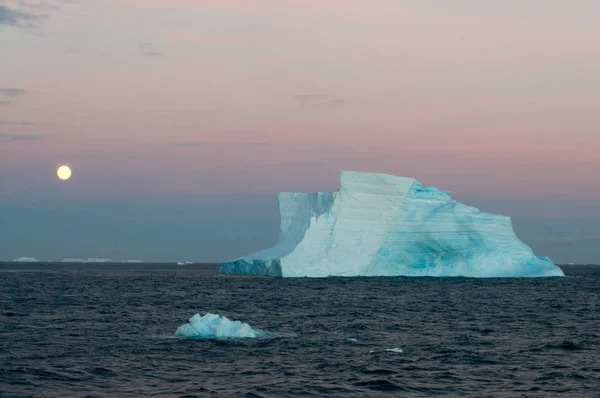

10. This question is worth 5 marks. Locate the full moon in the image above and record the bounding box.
[57,165,72,180]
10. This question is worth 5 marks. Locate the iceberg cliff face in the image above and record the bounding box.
[220,171,564,278]
[220,192,335,276]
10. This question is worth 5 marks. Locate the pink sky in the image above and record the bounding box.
[1,0,599,198]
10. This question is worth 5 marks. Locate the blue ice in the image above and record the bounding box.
[220,171,564,278]
[175,313,265,339]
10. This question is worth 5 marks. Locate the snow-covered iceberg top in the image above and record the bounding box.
[220,171,564,278]
[175,313,265,339]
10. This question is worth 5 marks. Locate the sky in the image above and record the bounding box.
[1,0,599,263]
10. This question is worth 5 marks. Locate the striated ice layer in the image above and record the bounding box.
[220,171,564,278]
[175,313,265,338]
[220,192,336,277]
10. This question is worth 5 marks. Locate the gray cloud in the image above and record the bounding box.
[12,0,60,12]
[0,1,72,28]
[139,42,163,57]
[294,94,345,107]
[0,133,45,141]
[0,89,26,107]
[170,141,270,148]
[0,88,27,97]
[141,51,162,57]
[65,47,81,54]
[0,5,40,26]
[0,121,35,126]
[294,94,330,101]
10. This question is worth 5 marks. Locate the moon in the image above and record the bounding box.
[57,165,72,181]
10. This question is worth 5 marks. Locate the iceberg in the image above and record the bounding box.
[12,257,39,262]
[175,313,265,338]
[220,171,564,278]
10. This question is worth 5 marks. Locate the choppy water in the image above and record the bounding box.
[1,263,599,397]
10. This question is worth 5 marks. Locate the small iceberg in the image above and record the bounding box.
[369,347,403,354]
[12,257,39,262]
[85,258,112,263]
[386,348,403,353]
[175,313,265,339]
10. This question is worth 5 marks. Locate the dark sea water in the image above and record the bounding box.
[1,263,599,397]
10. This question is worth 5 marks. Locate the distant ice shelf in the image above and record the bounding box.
[12,257,39,262]
[61,259,142,263]
[220,171,564,278]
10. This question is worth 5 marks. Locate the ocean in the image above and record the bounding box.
[1,263,598,397]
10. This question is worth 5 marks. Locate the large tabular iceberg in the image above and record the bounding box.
[221,171,564,278]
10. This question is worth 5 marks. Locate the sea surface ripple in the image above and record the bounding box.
[1,263,599,397]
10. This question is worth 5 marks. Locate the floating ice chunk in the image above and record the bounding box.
[175,313,265,339]
[220,171,564,278]
[385,348,403,353]
[369,348,403,354]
